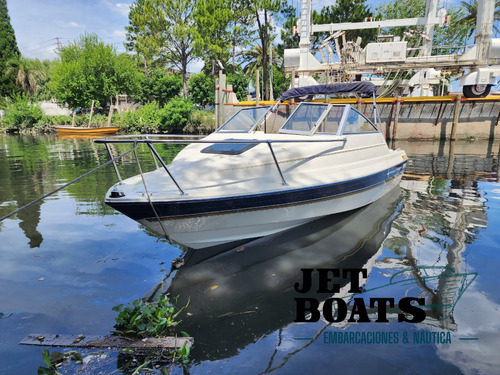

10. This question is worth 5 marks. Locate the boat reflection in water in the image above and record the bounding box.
[150,166,483,367]
[148,187,404,362]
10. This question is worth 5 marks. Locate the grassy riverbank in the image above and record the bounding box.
[0,97,216,135]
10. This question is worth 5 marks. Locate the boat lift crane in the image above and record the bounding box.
[284,0,500,97]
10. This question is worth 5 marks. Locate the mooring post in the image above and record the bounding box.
[215,74,220,128]
[495,99,500,127]
[219,71,226,125]
[256,70,260,106]
[446,140,456,179]
[107,101,113,126]
[387,100,395,140]
[392,96,401,141]
[88,100,95,126]
[451,94,462,140]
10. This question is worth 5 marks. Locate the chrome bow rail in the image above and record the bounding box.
[95,134,347,194]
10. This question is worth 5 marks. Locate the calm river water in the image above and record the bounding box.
[1,134,500,374]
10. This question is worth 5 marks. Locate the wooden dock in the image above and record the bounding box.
[20,334,193,349]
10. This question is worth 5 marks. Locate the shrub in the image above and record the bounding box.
[113,110,139,133]
[136,101,162,133]
[114,101,162,133]
[36,115,70,127]
[185,109,216,134]
[158,97,194,133]
[1,95,43,130]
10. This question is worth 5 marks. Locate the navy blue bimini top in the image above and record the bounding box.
[279,82,377,101]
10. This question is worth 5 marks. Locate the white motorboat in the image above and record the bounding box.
[96,82,407,249]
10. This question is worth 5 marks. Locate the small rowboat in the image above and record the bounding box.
[56,126,120,137]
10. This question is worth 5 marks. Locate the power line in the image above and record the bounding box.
[23,43,57,53]
[19,38,57,50]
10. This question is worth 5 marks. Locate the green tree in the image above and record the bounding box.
[126,0,197,97]
[433,5,471,55]
[276,4,299,57]
[31,59,56,101]
[144,70,182,106]
[456,0,500,38]
[249,0,282,101]
[50,33,142,110]
[193,0,253,74]
[314,0,376,48]
[0,0,20,102]
[240,45,266,77]
[193,0,233,74]
[376,0,473,54]
[271,64,289,99]
[6,57,47,99]
[188,72,214,107]
[240,45,280,97]
[376,0,426,37]
[229,0,254,65]
[226,65,250,101]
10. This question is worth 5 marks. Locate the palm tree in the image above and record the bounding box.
[458,0,500,38]
[240,45,280,78]
[240,45,281,99]
[6,57,46,99]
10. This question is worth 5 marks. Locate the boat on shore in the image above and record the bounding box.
[96,82,407,249]
[56,126,120,137]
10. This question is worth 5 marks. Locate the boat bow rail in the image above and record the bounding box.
[94,134,348,195]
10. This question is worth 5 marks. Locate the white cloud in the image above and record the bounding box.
[102,1,131,17]
[56,21,85,29]
[113,29,126,38]
[114,3,131,17]
[436,289,500,374]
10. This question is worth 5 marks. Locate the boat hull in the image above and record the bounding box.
[56,126,120,136]
[107,161,406,248]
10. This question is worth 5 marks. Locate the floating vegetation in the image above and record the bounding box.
[112,295,189,338]
[112,294,192,371]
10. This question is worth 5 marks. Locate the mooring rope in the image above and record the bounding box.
[0,145,138,222]
[132,146,171,242]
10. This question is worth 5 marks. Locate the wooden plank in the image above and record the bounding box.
[19,334,193,349]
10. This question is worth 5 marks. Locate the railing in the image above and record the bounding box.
[95,134,347,194]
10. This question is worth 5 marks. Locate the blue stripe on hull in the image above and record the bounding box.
[107,161,407,221]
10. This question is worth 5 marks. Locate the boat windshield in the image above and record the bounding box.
[340,107,378,133]
[216,106,271,133]
[278,102,377,135]
[278,103,330,135]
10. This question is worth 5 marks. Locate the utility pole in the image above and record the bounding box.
[55,37,61,60]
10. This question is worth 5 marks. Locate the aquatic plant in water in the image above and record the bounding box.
[112,295,191,371]
[112,295,188,338]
